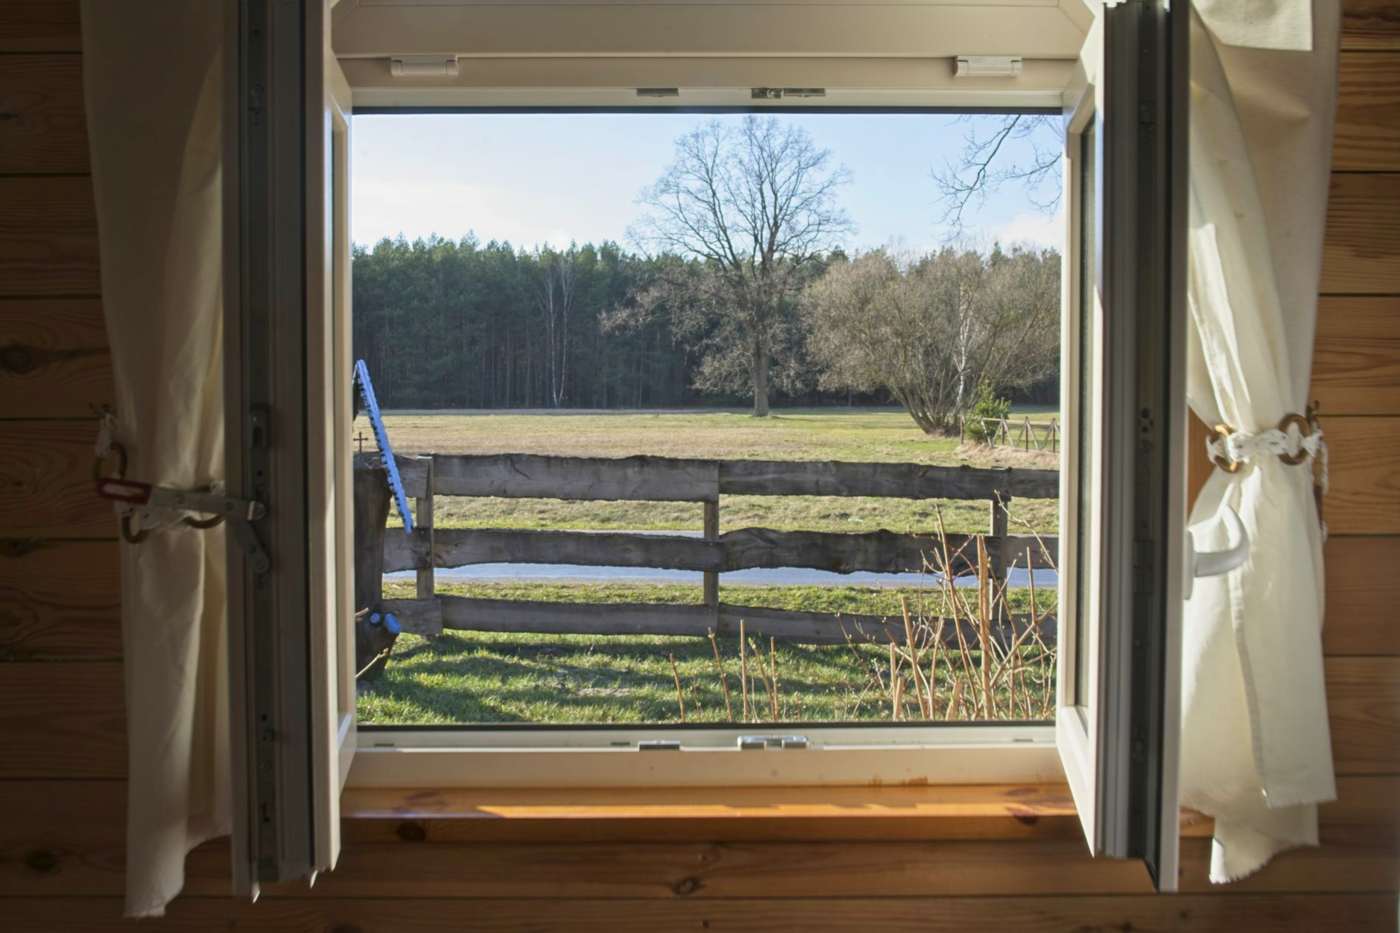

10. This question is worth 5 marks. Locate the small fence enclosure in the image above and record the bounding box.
[960,416,1061,452]
[354,453,1060,649]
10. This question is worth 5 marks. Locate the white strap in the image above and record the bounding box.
[1205,421,1329,494]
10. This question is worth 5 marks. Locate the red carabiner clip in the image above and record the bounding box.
[95,476,153,505]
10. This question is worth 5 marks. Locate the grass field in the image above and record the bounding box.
[359,581,1058,725]
[361,407,1061,535]
[356,407,1061,725]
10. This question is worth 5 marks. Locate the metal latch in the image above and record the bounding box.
[737,735,809,750]
[96,476,270,573]
[637,739,682,751]
[97,477,264,521]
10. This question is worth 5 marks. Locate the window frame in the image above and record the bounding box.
[1056,78,1103,850]
[226,0,1185,895]
[343,98,1070,790]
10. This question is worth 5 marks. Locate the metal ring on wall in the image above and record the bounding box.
[1275,413,1313,466]
[1209,423,1240,473]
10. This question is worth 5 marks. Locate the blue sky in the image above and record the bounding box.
[351,112,1063,254]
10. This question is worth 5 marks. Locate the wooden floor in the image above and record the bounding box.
[1,1,1398,929]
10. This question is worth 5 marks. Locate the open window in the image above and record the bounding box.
[1055,3,1187,887]
[224,0,1185,896]
[224,0,356,892]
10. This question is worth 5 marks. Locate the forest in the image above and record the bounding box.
[351,236,1060,417]
[354,236,779,410]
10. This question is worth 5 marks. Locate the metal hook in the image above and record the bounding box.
[1184,506,1250,599]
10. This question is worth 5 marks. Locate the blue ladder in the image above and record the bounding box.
[354,359,414,534]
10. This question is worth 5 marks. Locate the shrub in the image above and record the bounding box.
[965,382,1012,444]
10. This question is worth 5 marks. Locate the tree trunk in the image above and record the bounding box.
[751,339,770,418]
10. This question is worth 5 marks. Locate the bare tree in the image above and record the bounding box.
[804,247,1059,435]
[931,114,1062,240]
[535,246,577,408]
[632,116,851,416]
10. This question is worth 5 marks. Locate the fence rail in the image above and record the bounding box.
[355,452,1059,648]
[383,526,1057,576]
[388,452,1059,501]
[960,416,1061,452]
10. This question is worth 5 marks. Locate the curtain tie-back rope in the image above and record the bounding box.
[1205,405,1329,537]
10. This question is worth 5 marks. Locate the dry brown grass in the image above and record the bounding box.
[676,504,1057,723]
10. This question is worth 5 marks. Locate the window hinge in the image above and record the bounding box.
[738,734,809,750]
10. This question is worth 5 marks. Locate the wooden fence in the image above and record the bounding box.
[960,416,1061,452]
[354,453,1060,647]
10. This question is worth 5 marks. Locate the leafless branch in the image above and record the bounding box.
[931,114,1063,240]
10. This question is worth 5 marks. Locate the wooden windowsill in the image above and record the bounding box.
[341,784,1092,843]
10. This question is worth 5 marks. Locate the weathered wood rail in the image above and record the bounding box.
[355,452,1059,647]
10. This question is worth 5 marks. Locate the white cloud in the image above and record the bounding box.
[990,210,1064,250]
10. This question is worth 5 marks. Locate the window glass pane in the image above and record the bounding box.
[1074,117,1097,709]
[349,111,1064,729]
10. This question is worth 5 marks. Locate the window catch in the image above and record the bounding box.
[637,739,682,751]
[737,734,809,750]
[390,56,460,79]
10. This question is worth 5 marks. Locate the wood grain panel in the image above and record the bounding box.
[0,176,98,297]
[2,778,1395,900]
[1322,416,1400,536]
[0,662,124,779]
[341,783,1083,845]
[0,2,80,53]
[1324,536,1400,656]
[1178,839,1399,895]
[0,54,86,174]
[1337,52,1400,171]
[0,299,112,418]
[1313,296,1400,415]
[1318,775,1400,851]
[1323,174,1400,295]
[6,894,1397,932]
[0,420,114,538]
[1329,656,1400,775]
[1345,0,1400,49]
[0,538,119,660]
[0,603,1383,844]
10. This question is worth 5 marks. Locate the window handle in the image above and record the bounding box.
[1185,506,1250,599]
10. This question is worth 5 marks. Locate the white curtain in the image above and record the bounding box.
[81,2,229,918]
[1181,0,1340,882]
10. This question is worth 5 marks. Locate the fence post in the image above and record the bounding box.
[416,455,435,601]
[354,461,392,676]
[988,493,1011,625]
[703,499,720,611]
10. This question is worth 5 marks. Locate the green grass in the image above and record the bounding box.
[369,406,1059,465]
[358,626,1054,725]
[357,408,1061,725]
[364,407,1060,535]
[358,581,1058,725]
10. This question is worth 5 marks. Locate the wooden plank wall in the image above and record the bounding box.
[0,2,1396,929]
